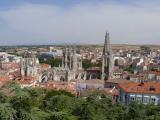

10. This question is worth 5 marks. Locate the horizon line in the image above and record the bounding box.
[0,43,160,47]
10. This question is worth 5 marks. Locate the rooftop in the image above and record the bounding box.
[77,79,104,84]
[106,79,129,84]
[119,81,160,94]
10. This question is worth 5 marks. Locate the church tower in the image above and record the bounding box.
[72,47,78,71]
[101,32,113,81]
[20,52,39,77]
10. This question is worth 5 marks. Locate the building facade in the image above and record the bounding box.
[20,52,39,77]
[119,81,160,105]
[40,47,85,82]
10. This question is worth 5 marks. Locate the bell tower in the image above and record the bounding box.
[101,32,113,81]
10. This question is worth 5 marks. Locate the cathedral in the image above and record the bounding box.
[20,52,39,77]
[52,47,84,81]
[20,32,113,83]
[101,32,114,81]
[40,47,85,82]
[83,32,114,81]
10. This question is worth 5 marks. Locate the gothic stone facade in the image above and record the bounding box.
[40,47,85,82]
[21,52,39,77]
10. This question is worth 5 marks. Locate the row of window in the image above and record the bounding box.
[130,96,156,104]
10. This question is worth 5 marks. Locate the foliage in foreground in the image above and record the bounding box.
[0,82,160,120]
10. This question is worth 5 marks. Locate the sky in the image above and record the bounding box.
[0,0,160,45]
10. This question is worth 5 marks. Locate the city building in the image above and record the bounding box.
[40,47,85,82]
[119,81,160,105]
[20,52,39,77]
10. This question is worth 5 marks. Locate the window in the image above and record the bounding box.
[130,95,135,102]
[136,96,142,103]
[151,97,156,104]
[143,96,149,104]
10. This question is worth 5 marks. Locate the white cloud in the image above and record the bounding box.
[0,1,160,45]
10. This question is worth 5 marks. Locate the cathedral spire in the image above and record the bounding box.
[101,32,113,81]
[72,46,77,71]
[64,47,68,69]
[104,32,111,54]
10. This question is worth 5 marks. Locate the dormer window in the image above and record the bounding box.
[149,86,156,91]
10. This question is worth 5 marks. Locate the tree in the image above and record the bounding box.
[123,65,134,73]
[0,92,8,103]
[31,107,49,120]
[44,95,72,112]
[124,102,146,120]
[9,93,33,120]
[24,87,46,107]
[2,81,160,120]
[45,90,74,100]
[82,59,101,69]
[145,104,160,120]
[140,46,151,52]
[0,103,16,120]
[38,55,62,67]
[46,111,77,120]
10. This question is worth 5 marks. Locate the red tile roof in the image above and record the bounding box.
[119,81,160,94]
[78,87,119,97]
[17,76,36,85]
[77,79,104,84]
[147,63,160,67]
[0,76,10,85]
[143,71,160,75]
[106,79,129,84]
[1,62,20,70]
[39,81,77,94]
[40,63,51,69]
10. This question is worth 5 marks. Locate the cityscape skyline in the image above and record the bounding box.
[1,1,160,119]
[0,0,160,45]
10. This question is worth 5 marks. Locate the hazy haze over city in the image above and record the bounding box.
[0,0,160,45]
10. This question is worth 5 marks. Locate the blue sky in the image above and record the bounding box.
[0,0,129,7]
[0,0,160,45]
[0,0,78,9]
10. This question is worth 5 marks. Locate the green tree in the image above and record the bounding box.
[31,107,49,120]
[145,104,160,120]
[46,111,77,120]
[123,65,134,73]
[124,102,146,120]
[39,55,62,67]
[24,87,46,107]
[44,95,72,112]
[0,103,16,120]
[140,46,151,52]
[9,93,33,120]
[0,92,8,103]
[82,60,101,69]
